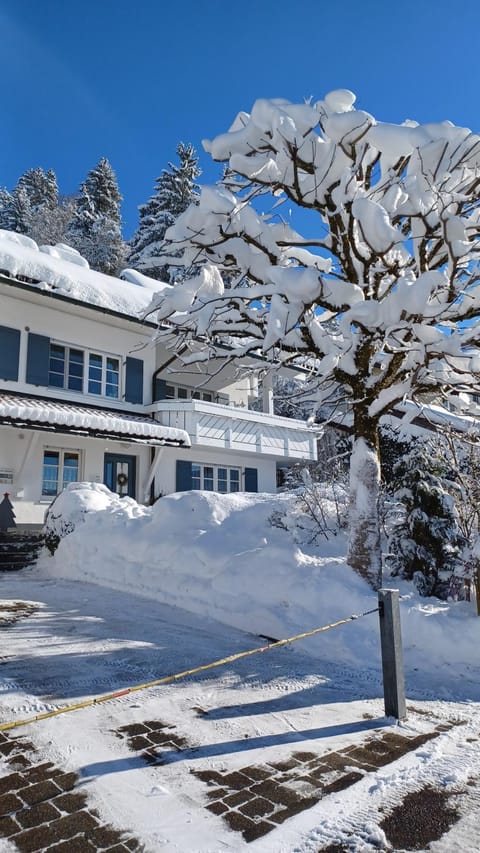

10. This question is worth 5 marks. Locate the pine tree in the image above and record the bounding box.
[128,142,200,281]
[68,158,126,275]
[387,439,465,598]
[0,493,16,531]
[17,167,58,211]
[0,188,14,230]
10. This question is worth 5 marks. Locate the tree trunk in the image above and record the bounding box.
[347,409,382,590]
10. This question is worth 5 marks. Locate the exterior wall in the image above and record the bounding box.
[0,287,155,408]
[0,424,152,526]
[153,444,276,497]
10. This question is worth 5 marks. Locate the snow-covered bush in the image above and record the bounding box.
[44,482,128,554]
[272,464,349,543]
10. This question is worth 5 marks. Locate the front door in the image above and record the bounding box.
[104,453,137,499]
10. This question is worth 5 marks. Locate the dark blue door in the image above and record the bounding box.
[104,454,137,498]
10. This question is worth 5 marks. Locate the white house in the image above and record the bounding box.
[0,231,317,527]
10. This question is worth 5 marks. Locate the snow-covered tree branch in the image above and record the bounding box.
[145,88,480,589]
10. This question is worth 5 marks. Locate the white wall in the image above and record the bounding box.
[1,287,156,408]
[0,425,152,525]
[153,444,276,497]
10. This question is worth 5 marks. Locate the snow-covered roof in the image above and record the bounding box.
[0,230,171,320]
[0,393,190,447]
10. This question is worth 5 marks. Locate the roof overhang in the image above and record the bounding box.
[0,393,190,448]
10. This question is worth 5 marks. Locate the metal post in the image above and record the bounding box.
[378,589,407,721]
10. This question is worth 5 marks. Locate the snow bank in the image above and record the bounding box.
[37,487,480,685]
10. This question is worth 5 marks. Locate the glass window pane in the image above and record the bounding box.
[49,344,65,387]
[62,453,79,488]
[218,467,228,493]
[177,387,188,399]
[204,466,214,491]
[192,391,201,400]
[89,353,102,368]
[202,392,213,402]
[106,357,119,372]
[42,451,59,496]
[88,380,102,395]
[165,384,175,399]
[192,464,201,490]
[230,469,240,492]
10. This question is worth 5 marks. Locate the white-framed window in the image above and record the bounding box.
[48,343,120,399]
[164,383,214,403]
[42,449,81,496]
[191,463,240,493]
[0,469,14,485]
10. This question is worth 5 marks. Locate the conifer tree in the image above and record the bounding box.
[68,158,126,275]
[128,142,200,280]
[0,188,14,231]
[388,439,465,598]
[17,167,58,211]
[0,493,16,531]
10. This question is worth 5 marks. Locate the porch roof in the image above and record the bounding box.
[0,393,190,447]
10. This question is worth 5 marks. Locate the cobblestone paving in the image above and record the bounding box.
[0,731,142,852]
[116,718,451,843]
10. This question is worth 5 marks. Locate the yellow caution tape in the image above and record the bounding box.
[0,606,379,733]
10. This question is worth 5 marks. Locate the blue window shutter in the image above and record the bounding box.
[0,325,21,381]
[176,460,192,491]
[26,333,50,386]
[125,357,144,404]
[245,467,258,492]
[154,378,167,401]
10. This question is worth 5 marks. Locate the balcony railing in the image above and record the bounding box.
[147,399,318,460]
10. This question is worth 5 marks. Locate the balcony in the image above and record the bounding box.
[147,399,318,461]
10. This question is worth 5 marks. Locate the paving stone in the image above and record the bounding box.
[323,771,363,795]
[206,801,229,816]
[269,796,319,823]
[205,787,229,800]
[250,779,302,805]
[126,735,152,751]
[0,742,19,757]
[269,758,301,773]
[193,769,229,786]
[116,724,150,737]
[223,789,255,807]
[242,820,276,842]
[16,800,62,829]
[220,771,252,790]
[142,720,172,731]
[0,772,25,794]
[222,809,255,833]
[86,824,128,847]
[48,838,96,852]
[53,791,89,813]
[0,813,20,836]
[19,779,62,805]
[147,731,176,746]
[0,792,24,816]
[241,765,272,782]
[239,796,274,819]
[21,762,59,784]
[53,772,78,792]
[8,755,31,771]
[291,751,318,762]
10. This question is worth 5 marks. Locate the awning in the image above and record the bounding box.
[0,393,190,447]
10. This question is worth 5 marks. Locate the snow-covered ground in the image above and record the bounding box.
[1,486,479,851]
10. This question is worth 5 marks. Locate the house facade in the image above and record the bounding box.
[0,231,318,527]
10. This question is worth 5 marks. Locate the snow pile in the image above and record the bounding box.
[37,486,480,685]
[0,229,169,318]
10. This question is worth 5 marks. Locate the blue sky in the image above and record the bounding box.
[2,0,480,238]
